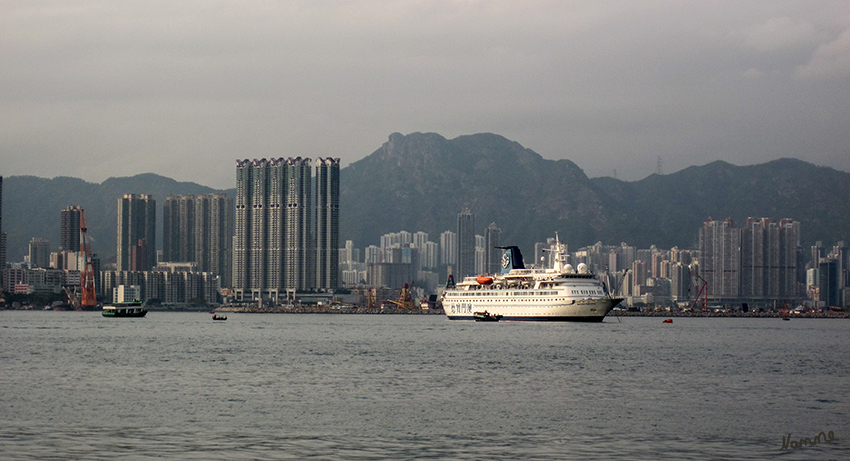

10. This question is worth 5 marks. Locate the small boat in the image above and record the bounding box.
[476,275,494,285]
[662,318,673,323]
[102,302,147,318]
[473,311,502,322]
[212,314,227,321]
[781,317,790,321]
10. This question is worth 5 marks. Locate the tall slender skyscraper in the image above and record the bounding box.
[699,218,742,299]
[440,230,457,268]
[315,158,340,290]
[0,176,5,290]
[195,194,234,287]
[741,217,799,300]
[117,194,156,271]
[457,208,476,279]
[60,206,83,252]
[485,222,501,274]
[234,157,319,301]
[163,195,195,263]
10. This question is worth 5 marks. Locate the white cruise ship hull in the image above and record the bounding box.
[443,296,622,322]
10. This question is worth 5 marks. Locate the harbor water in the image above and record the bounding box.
[1,311,847,460]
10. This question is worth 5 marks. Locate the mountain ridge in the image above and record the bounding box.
[3,133,849,266]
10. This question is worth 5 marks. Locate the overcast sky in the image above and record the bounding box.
[2,1,849,189]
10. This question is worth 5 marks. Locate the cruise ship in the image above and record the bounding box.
[442,235,622,321]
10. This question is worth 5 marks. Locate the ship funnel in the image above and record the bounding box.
[496,246,525,274]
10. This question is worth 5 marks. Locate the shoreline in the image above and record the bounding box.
[611,310,850,319]
[212,306,849,318]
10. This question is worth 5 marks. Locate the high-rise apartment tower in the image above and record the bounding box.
[457,208,476,279]
[163,193,234,286]
[315,158,340,290]
[60,206,82,252]
[117,194,156,271]
[234,157,337,301]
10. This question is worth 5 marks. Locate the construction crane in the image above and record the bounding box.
[690,272,708,312]
[384,283,416,309]
[78,209,97,310]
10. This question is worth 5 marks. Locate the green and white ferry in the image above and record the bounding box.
[102,302,148,318]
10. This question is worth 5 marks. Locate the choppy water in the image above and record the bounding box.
[1,311,847,460]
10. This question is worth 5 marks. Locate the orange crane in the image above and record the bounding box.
[690,272,708,312]
[79,209,97,310]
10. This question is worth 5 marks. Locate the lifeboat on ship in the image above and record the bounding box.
[476,275,494,285]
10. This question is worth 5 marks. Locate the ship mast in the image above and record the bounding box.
[551,232,566,273]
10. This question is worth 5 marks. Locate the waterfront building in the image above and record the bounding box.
[740,218,799,300]
[829,242,848,291]
[233,157,338,301]
[0,176,4,290]
[234,158,310,300]
[117,194,156,272]
[315,158,340,291]
[817,258,840,307]
[699,218,742,299]
[101,269,219,305]
[457,208,475,279]
[114,285,141,303]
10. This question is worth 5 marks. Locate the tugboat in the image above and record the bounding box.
[473,311,502,322]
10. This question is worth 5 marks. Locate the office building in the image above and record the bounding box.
[117,194,156,271]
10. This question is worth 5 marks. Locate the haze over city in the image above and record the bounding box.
[3,1,850,188]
